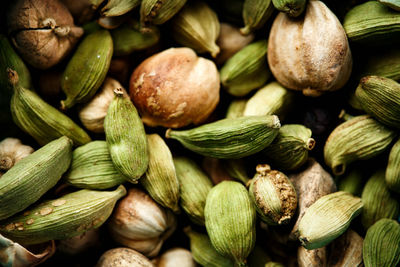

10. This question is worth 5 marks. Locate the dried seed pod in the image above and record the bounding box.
[324,115,396,176]
[171,1,220,57]
[205,181,256,266]
[7,0,84,69]
[129,47,220,128]
[386,137,400,193]
[360,47,400,81]
[337,167,364,196]
[104,88,149,184]
[58,229,100,255]
[96,248,154,267]
[268,0,352,97]
[101,0,140,17]
[297,191,363,249]
[355,76,400,129]
[108,188,177,257]
[272,0,307,17]
[297,246,327,267]
[63,141,126,189]
[141,134,180,213]
[264,262,285,267]
[8,69,91,146]
[361,169,400,229]
[241,0,274,35]
[363,219,400,267]
[220,40,270,97]
[0,136,72,220]
[166,115,280,159]
[222,159,250,185]
[225,99,247,119]
[155,248,196,267]
[378,0,400,11]
[173,157,213,225]
[0,185,126,245]
[61,0,97,24]
[140,0,187,30]
[61,30,113,109]
[0,137,34,171]
[249,164,297,225]
[327,229,363,267]
[97,15,127,30]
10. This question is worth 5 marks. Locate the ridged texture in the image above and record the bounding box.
[261,124,315,171]
[241,0,274,35]
[205,181,256,266]
[101,0,140,16]
[363,219,400,267]
[324,115,396,175]
[104,88,149,183]
[327,230,363,267]
[185,228,234,267]
[140,0,187,28]
[361,47,400,81]
[361,169,400,229]
[220,40,270,97]
[61,30,113,109]
[338,167,364,196]
[141,134,180,213]
[166,115,281,159]
[355,76,400,129]
[63,141,126,189]
[173,157,213,225]
[225,99,247,119]
[344,1,400,43]
[379,0,400,11]
[272,0,307,17]
[171,1,220,57]
[9,70,91,146]
[0,136,72,220]
[243,81,295,119]
[386,137,400,193]
[0,185,126,245]
[268,0,352,97]
[297,191,363,249]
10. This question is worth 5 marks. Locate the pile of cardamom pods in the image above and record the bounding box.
[1,0,400,266]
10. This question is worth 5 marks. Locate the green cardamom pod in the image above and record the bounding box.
[184,227,234,267]
[220,40,270,97]
[265,262,285,267]
[343,1,400,44]
[297,191,363,250]
[0,185,126,245]
[241,0,274,35]
[272,0,306,17]
[171,1,220,57]
[9,69,91,146]
[166,115,281,159]
[378,0,400,11]
[243,82,295,119]
[205,181,256,266]
[360,46,400,81]
[61,30,113,109]
[361,169,400,229]
[225,99,247,119]
[338,167,364,196]
[173,157,213,225]
[386,137,400,193]
[222,159,250,184]
[63,141,126,190]
[0,136,72,220]
[140,0,187,29]
[249,164,297,225]
[355,76,400,129]
[101,0,140,17]
[104,88,149,184]
[363,219,400,267]
[261,124,315,171]
[324,115,397,176]
[141,134,180,213]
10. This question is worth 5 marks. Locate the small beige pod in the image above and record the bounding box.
[386,137,400,193]
[0,137,33,171]
[155,248,196,267]
[327,229,363,267]
[96,248,154,267]
[297,246,327,267]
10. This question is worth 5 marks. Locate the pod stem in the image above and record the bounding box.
[7,68,19,87]
[306,138,316,150]
[113,88,124,97]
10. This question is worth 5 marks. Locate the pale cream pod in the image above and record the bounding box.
[0,138,34,171]
[155,248,196,267]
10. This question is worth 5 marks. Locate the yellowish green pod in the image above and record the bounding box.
[386,137,400,193]
[241,0,274,35]
[360,47,400,81]
[379,0,400,11]
[101,0,140,17]
[272,0,306,17]
[338,167,364,196]
[225,99,247,119]
[140,0,187,29]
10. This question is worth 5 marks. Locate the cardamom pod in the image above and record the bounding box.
[97,248,154,267]
[155,248,195,267]
[297,191,363,249]
[225,99,247,119]
[141,134,180,213]
[173,157,213,225]
[100,0,140,16]
[58,229,99,255]
[184,228,234,267]
[205,181,256,266]
[140,0,187,30]
[363,219,400,267]
[249,164,297,225]
[104,88,149,184]
[8,69,91,146]
[243,81,295,119]
[327,229,363,267]
[0,136,72,220]
[241,0,274,35]
[0,137,34,171]
[343,1,400,44]
[298,246,327,267]
[386,137,400,193]
[220,40,270,97]
[61,30,113,109]
[166,115,281,159]
[355,76,400,129]
[265,262,285,267]
[361,169,399,229]
[222,159,250,184]
[338,167,364,196]
[0,185,126,245]
[324,115,396,175]
[272,0,307,17]
[63,141,126,190]
[171,1,220,57]
[360,46,400,81]
[378,0,400,11]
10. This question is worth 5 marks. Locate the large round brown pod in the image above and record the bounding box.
[267,0,352,97]
[129,47,220,128]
